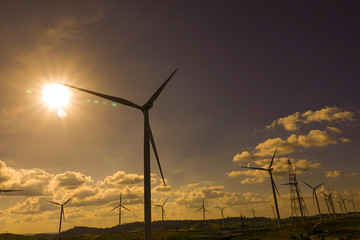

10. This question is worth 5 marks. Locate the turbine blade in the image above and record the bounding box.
[163,209,166,220]
[146,69,178,105]
[204,208,210,214]
[163,198,169,206]
[121,205,132,212]
[315,182,325,189]
[268,147,278,169]
[195,208,202,212]
[273,181,281,198]
[57,83,142,110]
[149,123,166,186]
[241,167,267,171]
[63,195,75,205]
[0,190,23,192]
[299,179,313,189]
[110,204,121,212]
[62,209,65,222]
[48,201,61,206]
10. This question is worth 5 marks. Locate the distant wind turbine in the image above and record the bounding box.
[154,198,168,230]
[250,207,255,222]
[349,195,357,213]
[59,69,178,240]
[48,195,75,238]
[299,179,324,220]
[338,194,348,217]
[321,190,336,218]
[110,193,131,226]
[195,199,210,232]
[216,206,225,229]
[242,148,281,228]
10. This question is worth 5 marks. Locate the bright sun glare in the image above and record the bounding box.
[42,83,70,109]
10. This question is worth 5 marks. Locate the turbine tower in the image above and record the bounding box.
[195,198,210,232]
[242,148,281,228]
[299,179,324,220]
[110,193,131,226]
[282,160,308,221]
[216,206,225,229]
[49,195,75,238]
[59,69,178,239]
[154,198,168,230]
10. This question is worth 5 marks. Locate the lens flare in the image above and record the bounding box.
[42,83,70,109]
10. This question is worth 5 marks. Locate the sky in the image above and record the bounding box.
[0,0,359,234]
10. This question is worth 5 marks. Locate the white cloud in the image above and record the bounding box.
[53,171,93,190]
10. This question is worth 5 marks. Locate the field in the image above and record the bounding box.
[1,215,359,240]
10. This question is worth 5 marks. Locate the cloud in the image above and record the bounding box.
[266,107,355,131]
[234,129,339,163]
[103,171,143,186]
[153,184,173,193]
[53,171,92,190]
[266,112,300,131]
[325,170,355,178]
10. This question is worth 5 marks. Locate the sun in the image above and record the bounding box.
[42,83,70,109]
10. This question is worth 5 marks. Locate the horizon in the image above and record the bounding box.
[0,0,359,234]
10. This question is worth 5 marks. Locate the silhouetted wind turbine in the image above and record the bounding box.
[250,207,255,222]
[349,195,357,213]
[299,179,324,220]
[336,199,344,215]
[59,69,178,239]
[242,148,281,228]
[154,198,168,230]
[321,190,336,218]
[216,206,225,229]
[338,194,348,217]
[48,195,75,238]
[195,199,210,232]
[110,193,131,226]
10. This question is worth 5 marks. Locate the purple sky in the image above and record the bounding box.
[0,0,359,234]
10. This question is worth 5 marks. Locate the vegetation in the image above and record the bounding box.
[1,215,359,240]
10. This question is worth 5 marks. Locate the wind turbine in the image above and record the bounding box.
[322,194,332,219]
[59,69,178,239]
[216,206,225,229]
[48,195,75,238]
[154,198,168,230]
[250,207,255,222]
[110,193,131,226]
[349,195,357,213]
[338,194,348,217]
[195,198,210,232]
[299,179,324,220]
[241,148,281,228]
[321,190,336,218]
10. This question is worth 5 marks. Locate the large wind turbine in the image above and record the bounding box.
[195,199,210,232]
[154,198,168,230]
[59,69,178,239]
[110,193,131,226]
[299,179,324,220]
[49,195,75,238]
[242,148,281,228]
